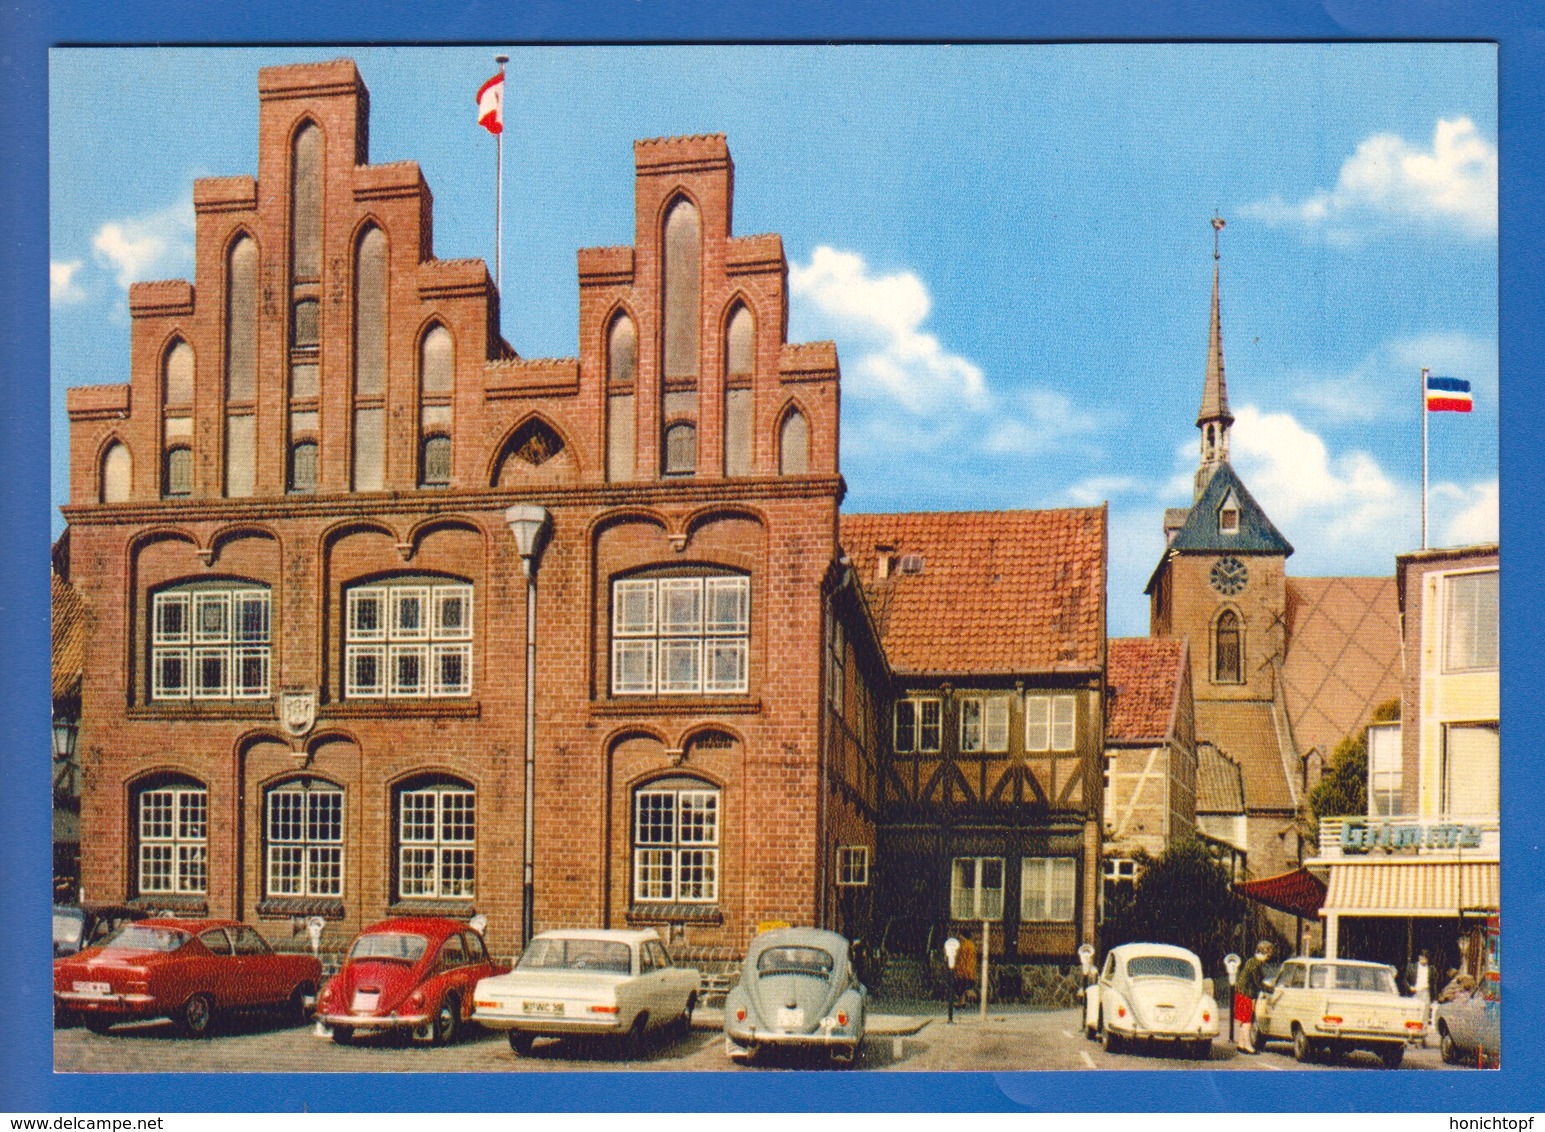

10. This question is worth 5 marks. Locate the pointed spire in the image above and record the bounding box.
[1197,215,1233,429]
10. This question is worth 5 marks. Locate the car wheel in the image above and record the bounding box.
[675,993,697,1040]
[175,993,216,1039]
[1439,1025,1458,1065]
[83,1017,115,1036]
[1100,1017,1123,1055]
[330,1025,353,1046]
[1379,1044,1404,1070]
[1190,1040,1211,1061]
[508,1030,535,1056]
[431,994,460,1046]
[622,1012,649,1060]
[1292,1025,1313,1064]
[831,1044,858,1069]
[287,983,315,1027]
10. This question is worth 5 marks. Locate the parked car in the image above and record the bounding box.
[722,927,866,1067]
[53,903,148,959]
[314,917,506,1046]
[1084,943,1218,1059]
[53,918,320,1037]
[473,928,699,1057]
[1253,957,1425,1067]
[1435,969,1500,1068]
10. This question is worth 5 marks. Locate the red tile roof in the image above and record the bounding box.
[1107,637,1187,743]
[52,572,85,705]
[840,507,1106,676]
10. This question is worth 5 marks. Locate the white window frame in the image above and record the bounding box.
[397,784,476,900]
[895,697,942,753]
[950,856,1004,921]
[1366,722,1404,818]
[265,780,344,898]
[346,581,474,699]
[1025,693,1076,752]
[1443,569,1499,673]
[137,785,208,895]
[959,695,1011,754]
[152,586,270,702]
[836,845,870,887]
[1021,856,1078,923]
[632,784,720,904]
[609,575,749,697]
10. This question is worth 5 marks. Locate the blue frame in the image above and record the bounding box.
[4,0,1540,1113]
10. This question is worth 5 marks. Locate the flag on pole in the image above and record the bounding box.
[1425,374,1473,413]
[477,71,505,135]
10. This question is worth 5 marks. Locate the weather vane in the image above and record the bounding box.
[1212,213,1226,260]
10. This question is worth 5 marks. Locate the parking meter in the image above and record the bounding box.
[469,913,489,937]
[305,915,326,957]
[1223,952,1241,1041]
[1077,943,1096,978]
[943,937,960,1023]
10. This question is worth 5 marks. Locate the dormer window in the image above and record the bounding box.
[1218,491,1240,534]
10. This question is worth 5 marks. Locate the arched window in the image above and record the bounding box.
[225,235,258,498]
[633,777,719,904]
[725,304,754,377]
[395,777,476,901]
[662,198,700,378]
[1214,609,1242,684]
[264,778,343,899]
[419,324,454,488]
[133,774,208,897]
[779,407,809,475]
[353,225,389,492]
[151,581,271,701]
[723,304,754,477]
[100,442,132,503]
[290,122,323,282]
[345,576,473,699]
[663,421,697,477]
[163,341,194,498]
[606,312,637,483]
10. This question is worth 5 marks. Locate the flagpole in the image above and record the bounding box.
[1421,366,1429,550]
[494,54,508,300]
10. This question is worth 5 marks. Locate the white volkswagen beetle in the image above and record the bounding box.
[1084,942,1219,1059]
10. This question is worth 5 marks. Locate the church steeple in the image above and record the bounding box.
[1195,215,1233,499]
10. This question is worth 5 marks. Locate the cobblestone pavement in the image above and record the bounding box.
[54,1005,1462,1074]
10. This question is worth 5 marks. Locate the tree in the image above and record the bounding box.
[1308,698,1401,823]
[1102,838,1245,974]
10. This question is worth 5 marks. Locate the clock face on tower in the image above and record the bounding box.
[1210,556,1249,596]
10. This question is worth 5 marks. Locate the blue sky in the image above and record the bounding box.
[49,45,1497,636]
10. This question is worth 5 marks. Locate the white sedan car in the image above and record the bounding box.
[472,929,700,1057]
[1084,943,1220,1059]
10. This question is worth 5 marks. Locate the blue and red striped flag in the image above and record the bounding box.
[1425,374,1472,413]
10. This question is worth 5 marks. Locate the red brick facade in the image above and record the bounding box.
[63,60,869,960]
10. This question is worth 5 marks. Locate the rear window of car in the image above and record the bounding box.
[104,925,189,952]
[53,909,85,946]
[756,946,835,977]
[348,932,429,963]
[517,938,632,974]
[1126,955,1197,981]
[1315,964,1397,994]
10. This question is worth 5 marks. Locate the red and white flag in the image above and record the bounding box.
[477,71,504,135]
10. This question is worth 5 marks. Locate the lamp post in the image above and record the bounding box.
[505,504,552,949]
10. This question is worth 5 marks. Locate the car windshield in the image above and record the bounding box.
[756,946,835,978]
[1126,955,1197,981]
[348,932,429,964]
[1312,964,1398,994]
[517,938,632,974]
[53,908,85,946]
[103,925,188,952]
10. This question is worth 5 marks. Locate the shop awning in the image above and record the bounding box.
[1234,868,1327,919]
[1323,861,1499,916]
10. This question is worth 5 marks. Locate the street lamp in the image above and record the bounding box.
[52,716,78,761]
[505,504,552,949]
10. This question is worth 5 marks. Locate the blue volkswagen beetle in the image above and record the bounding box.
[723,927,866,1067]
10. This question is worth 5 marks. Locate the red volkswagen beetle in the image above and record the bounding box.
[53,918,321,1038]
[315,917,506,1046]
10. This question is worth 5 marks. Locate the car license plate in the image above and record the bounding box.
[1156,1007,1176,1023]
[73,981,111,997]
[351,990,380,1014]
[776,1006,804,1030]
[523,1001,565,1016]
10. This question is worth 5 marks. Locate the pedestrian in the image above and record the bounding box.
[1234,940,1275,1053]
[953,932,978,1006]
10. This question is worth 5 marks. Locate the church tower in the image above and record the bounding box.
[1147,218,1292,702]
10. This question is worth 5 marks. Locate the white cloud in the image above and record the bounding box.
[1282,331,1497,423]
[1433,479,1498,547]
[789,246,988,414]
[51,260,86,305]
[91,198,195,290]
[1243,117,1496,241]
[1065,474,1143,506]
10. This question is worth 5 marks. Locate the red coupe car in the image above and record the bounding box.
[315,917,507,1046]
[53,918,321,1037]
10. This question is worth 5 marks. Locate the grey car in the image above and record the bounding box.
[1434,973,1500,1068]
[723,927,866,1067]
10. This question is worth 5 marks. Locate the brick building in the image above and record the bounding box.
[61,59,878,959]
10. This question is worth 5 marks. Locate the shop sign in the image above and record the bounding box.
[1340,819,1483,853]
